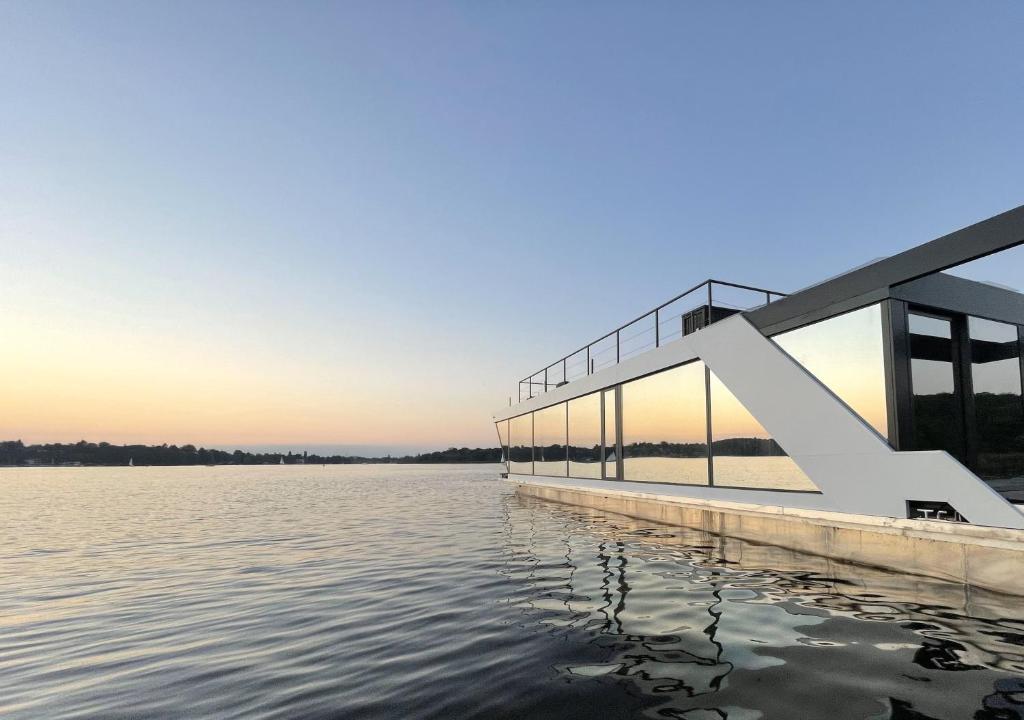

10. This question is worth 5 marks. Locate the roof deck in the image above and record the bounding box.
[516,279,786,403]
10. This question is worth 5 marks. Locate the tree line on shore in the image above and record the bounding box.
[522,437,786,461]
[0,440,502,467]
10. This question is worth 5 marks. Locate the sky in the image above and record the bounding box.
[2,2,1024,453]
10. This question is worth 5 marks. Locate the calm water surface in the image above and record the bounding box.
[2,464,1024,719]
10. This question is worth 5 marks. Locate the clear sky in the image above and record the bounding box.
[2,2,1023,453]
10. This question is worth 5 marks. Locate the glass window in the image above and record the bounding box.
[509,413,533,474]
[568,393,602,479]
[622,362,709,486]
[603,388,618,480]
[495,420,509,470]
[773,304,888,437]
[969,317,1024,480]
[709,371,817,491]
[908,313,964,460]
[534,403,567,476]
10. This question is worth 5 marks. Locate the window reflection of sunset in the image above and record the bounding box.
[533,403,566,474]
[708,371,818,490]
[509,414,533,473]
[622,362,707,443]
[534,403,566,449]
[708,372,770,439]
[773,304,888,437]
[568,394,600,447]
[568,393,602,479]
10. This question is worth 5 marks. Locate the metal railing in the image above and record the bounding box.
[517,279,786,403]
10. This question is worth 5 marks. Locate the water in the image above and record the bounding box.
[2,465,1023,720]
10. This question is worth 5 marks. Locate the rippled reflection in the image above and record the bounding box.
[503,491,1024,720]
[1,466,1023,720]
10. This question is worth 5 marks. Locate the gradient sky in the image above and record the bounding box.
[2,2,1024,452]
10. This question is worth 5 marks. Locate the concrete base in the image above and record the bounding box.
[513,477,1024,597]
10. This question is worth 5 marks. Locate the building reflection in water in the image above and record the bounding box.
[501,492,1024,720]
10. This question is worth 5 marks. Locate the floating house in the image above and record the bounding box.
[494,206,1024,581]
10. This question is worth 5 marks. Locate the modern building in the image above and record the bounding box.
[494,205,1024,531]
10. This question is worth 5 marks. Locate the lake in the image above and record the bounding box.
[1,464,1023,719]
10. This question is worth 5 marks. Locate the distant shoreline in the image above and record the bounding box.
[0,440,502,467]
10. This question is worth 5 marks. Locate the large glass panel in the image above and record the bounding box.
[969,317,1024,480]
[568,393,602,479]
[603,388,618,479]
[908,313,964,460]
[495,420,509,470]
[709,372,817,490]
[622,362,709,485]
[534,403,567,476]
[773,304,888,437]
[509,413,533,474]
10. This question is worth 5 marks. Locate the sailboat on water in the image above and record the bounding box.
[128,458,134,467]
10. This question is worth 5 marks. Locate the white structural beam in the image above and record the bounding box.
[688,316,1024,529]
[493,337,701,423]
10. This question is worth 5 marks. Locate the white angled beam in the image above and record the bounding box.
[688,315,1024,529]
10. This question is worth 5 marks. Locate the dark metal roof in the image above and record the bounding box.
[746,204,1024,333]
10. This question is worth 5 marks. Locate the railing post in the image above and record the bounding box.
[655,308,660,347]
[586,346,591,375]
[765,291,771,305]
[563,357,567,383]
[706,281,713,328]
[616,329,620,363]
[705,364,714,487]
[544,367,548,393]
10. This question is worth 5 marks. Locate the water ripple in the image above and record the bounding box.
[2,464,1024,718]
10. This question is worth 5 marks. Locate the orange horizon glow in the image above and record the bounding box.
[0,310,497,449]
